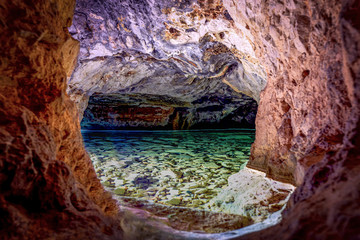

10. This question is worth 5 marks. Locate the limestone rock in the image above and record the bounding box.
[223,0,353,185]
[67,0,267,128]
[81,93,258,130]
[206,167,295,223]
[117,197,254,234]
[0,0,122,239]
[225,0,360,239]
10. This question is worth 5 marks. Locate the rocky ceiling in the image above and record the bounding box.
[67,0,266,129]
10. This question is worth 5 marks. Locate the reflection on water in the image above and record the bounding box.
[82,129,255,209]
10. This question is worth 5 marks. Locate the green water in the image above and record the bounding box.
[82,129,255,209]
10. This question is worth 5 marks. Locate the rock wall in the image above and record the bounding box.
[227,0,360,238]
[0,1,123,239]
[223,0,354,185]
[81,93,257,130]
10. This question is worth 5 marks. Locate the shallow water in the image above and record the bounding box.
[82,129,255,209]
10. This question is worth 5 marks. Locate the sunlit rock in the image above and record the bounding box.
[206,168,294,223]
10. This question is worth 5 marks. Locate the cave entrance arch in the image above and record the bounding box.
[79,93,260,233]
[66,0,295,235]
[2,0,359,238]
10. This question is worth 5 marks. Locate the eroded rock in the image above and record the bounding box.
[1,0,360,239]
[223,0,353,185]
[67,0,266,127]
[0,0,123,239]
[81,93,258,129]
[206,168,294,223]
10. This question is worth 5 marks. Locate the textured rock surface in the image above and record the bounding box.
[0,1,123,239]
[229,0,360,239]
[224,0,354,185]
[206,168,294,223]
[117,198,253,233]
[1,0,360,239]
[82,93,257,129]
[0,1,264,239]
[67,0,266,126]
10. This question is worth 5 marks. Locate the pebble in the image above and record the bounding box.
[83,129,254,209]
[114,187,127,195]
[166,197,182,205]
[203,162,220,169]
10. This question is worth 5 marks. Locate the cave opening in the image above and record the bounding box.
[66,0,296,234]
[2,0,359,238]
[77,88,270,233]
[80,90,260,213]
[82,128,257,231]
[79,94,263,233]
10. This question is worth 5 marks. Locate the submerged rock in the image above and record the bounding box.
[166,197,182,206]
[114,187,127,195]
[83,129,256,210]
[159,170,178,179]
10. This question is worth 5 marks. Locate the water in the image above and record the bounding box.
[82,129,255,209]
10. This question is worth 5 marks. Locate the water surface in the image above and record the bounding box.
[82,129,255,209]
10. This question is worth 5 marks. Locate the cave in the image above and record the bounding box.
[1,0,360,239]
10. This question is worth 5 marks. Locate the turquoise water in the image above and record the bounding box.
[82,129,255,209]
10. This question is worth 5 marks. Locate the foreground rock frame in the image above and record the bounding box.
[0,0,359,240]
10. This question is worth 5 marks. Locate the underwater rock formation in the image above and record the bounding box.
[84,129,255,211]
